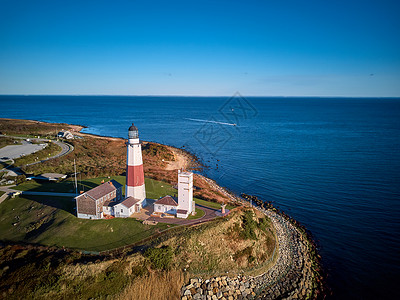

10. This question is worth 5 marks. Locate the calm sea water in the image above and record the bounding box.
[1,95,399,299]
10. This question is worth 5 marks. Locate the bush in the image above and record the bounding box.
[16,174,26,185]
[257,216,271,232]
[144,246,173,270]
[241,210,258,240]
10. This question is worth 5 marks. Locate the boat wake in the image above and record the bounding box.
[184,118,237,126]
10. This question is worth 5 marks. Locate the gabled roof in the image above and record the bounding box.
[154,195,178,206]
[83,179,122,201]
[103,200,118,207]
[119,196,141,208]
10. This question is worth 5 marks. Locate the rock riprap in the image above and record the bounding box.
[181,207,319,300]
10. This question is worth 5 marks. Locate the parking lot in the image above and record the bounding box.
[0,141,47,160]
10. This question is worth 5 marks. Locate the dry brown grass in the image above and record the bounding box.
[3,118,234,204]
[156,208,276,277]
[120,269,186,300]
[62,259,117,281]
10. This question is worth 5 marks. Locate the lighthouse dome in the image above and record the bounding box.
[128,123,139,139]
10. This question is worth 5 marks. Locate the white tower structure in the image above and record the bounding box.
[177,170,194,217]
[126,123,146,206]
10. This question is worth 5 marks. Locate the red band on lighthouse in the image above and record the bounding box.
[126,165,145,186]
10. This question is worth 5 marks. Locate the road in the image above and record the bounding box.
[25,140,73,166]
[146,204,225,226]
[0,135,73,167]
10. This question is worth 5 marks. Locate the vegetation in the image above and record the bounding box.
[194,197,235,210]
[0,136,21,148]
[187,207,205,220]
[240,209,258,240]
[0,194,170,252]
[13,142,62,167]
[0,207,276,299]
[144,246,173,270]
[0,118,76,137]
[139,208,276,276]
[142,143,175,161]
[0,245,148,300]
[4,176,230,252]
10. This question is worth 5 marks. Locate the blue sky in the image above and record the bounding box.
[0,0,399,96]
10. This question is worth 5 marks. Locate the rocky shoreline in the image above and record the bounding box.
[180,194,325,300]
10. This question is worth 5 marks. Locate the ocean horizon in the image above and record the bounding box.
[1,95,399,299]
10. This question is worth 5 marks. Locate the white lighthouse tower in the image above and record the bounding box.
[126,123,146,207]
[177,170,194,218]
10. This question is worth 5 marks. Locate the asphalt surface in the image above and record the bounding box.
[0,142,47,160]
[25,140,73,166]
[147,204,224,226]
[0,135,73,167]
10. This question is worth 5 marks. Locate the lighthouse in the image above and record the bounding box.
[126,123,146,207]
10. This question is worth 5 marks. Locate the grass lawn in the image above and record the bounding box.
[0,191,4,197]
[187,207,205,220]
[0,194,170,252]
[194,197,235,210]
[3,176,236,251]
[16,176,234,210]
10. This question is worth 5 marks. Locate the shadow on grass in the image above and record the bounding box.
[22,194,75,215]
[24,217,56,241]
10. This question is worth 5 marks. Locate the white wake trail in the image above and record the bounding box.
[184,118,237,126]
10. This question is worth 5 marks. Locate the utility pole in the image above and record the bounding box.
[74,159,78,195]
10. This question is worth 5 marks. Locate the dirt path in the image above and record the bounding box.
[165,147,190,170]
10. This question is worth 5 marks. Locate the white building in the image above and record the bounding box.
[114,196,142,218]
[176,170,194,218]
[153,195,178,215]
[153,170,195,219]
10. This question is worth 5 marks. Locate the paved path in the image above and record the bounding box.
[0,185,16,204]
[146,204,223,226]
[25,140,73,166]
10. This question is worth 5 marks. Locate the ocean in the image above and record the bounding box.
[1,95,399,299]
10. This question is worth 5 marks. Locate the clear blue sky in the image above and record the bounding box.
[1,0,399,96]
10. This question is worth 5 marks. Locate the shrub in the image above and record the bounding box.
[240,210,258,240]
[257,216,271,232]
[144,246,173,270]
[16,175,26,185]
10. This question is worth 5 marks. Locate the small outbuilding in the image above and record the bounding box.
[114,196,142,218]
[154,195,178,215]
[37,173,67,181]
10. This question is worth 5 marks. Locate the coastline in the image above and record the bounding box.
[0,118,325,299]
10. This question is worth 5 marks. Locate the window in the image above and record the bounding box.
[121,209,123,212]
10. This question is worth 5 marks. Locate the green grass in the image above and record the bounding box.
[194,197,235,210]
[15,180,76,192]
[0,136,21,149]
[16,176,235,209]
[0,194,169,251]
[14,141,62,166]
[0,191,4,197]
[187,207,205,220]
[3,176,235,251]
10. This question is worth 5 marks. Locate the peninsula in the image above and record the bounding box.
[0,118,325,299]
